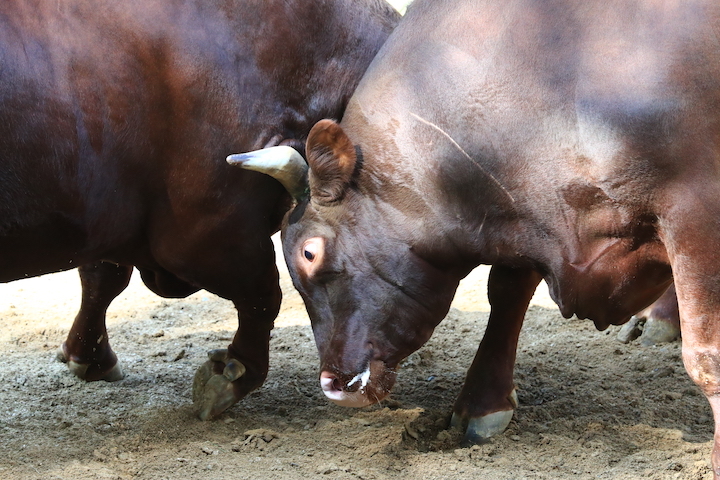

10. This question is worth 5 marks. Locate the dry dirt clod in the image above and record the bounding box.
[404,421,419,440]
[201,446,218,455]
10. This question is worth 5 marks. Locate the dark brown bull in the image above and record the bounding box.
[231,0,720,474]
[0,0,398,419]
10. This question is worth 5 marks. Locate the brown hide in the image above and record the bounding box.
[281,0,720,474]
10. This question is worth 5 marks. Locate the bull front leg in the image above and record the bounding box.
[192,268,282,420]
[672,268,720,478]
[451,265,542,445]
[662,204,720,478]
[58,261,132,382]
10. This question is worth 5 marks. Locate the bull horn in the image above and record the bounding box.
[227,145,309,200]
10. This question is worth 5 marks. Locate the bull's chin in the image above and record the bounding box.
[324,390,378,408]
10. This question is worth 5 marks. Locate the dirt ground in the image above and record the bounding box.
[0,234,714,480]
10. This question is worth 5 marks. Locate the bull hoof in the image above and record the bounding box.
[617,316,643,344]
[639,317,680,346]
[56,346,124,382]
[192,349,246,421]
[451,389,517,445]
[617,316,680,346]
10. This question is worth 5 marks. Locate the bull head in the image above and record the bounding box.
[229,120,460,408]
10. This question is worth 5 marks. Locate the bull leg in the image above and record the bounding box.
[451,265,542,445]
[674,281,720,477]
[618,283,680,345]
[663,208,720,479]
[637,282,681,345]
[58,261,131,381]
[192,264,282,420]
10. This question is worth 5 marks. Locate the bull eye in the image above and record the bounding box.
[300,237,324,272]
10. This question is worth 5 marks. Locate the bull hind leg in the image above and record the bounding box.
[618,283,680,345]
[451,266,542,445]
[57,261,131,381]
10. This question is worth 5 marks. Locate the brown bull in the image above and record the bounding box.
[232,0,720,475]
[0,0,398,419]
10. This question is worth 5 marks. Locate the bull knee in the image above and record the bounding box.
[684,349,720,397]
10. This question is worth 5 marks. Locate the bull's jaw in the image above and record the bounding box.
[319,360,396,407]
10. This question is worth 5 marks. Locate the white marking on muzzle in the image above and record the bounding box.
[346,366,371,391]
[319,368,374,408]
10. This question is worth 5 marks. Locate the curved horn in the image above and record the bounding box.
[227,145,309,201]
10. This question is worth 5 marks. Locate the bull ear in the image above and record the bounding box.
[306,119,357,204]
[226,145,309,201]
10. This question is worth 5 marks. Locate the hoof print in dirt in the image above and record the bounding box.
[192,349,246,421]
[232,429,280,452]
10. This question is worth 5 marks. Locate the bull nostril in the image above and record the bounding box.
[319,369,377,407]
[331,377,343,392]
[320,371,345,395]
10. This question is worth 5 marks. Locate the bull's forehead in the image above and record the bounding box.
[282,200,359,274]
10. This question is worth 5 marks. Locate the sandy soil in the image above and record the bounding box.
[0,235,714,480]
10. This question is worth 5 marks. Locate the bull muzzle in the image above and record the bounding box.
[319,360,397,408]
